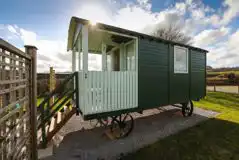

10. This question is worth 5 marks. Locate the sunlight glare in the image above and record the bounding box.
[77,3,110,26]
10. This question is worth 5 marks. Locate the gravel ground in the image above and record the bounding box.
[40,106,218,160]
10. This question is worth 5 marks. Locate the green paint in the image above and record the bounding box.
[138,39,206,108]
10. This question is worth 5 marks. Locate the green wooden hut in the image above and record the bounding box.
[67,17,208,130]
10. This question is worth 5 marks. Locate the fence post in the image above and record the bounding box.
[214,81,216,92]
[25,45,38,160]
[238,84,239,94]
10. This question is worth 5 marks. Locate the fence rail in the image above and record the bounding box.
[0,38,37,159]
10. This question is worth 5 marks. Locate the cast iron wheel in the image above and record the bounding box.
[110,114,134,139]
[182,100,194,117]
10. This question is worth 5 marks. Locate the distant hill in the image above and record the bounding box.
[207,66,239,72]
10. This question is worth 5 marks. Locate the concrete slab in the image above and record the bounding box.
[40,106,218,160]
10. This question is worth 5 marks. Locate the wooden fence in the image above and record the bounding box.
[0,38,37,159]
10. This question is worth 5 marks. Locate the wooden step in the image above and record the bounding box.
[46,107,76,142]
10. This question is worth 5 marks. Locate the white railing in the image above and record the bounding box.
[78,71,138,115]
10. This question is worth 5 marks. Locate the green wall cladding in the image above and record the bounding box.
[190,49,206,100]
[138,38,206,109]
[138,38,169,109]
[169,44,190,104]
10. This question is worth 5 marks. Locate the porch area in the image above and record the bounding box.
[70,23,139,115]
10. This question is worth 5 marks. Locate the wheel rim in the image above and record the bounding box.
[184,101,192,116]
[110,114,134,138]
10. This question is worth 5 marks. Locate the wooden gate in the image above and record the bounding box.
[0,38,37,160]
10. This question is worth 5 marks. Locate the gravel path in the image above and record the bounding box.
[40,106,218,160]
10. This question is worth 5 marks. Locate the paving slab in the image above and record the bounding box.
[40,106,218,160]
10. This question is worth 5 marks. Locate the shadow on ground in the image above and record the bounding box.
[42,107,218,160]
[124,118,239,160]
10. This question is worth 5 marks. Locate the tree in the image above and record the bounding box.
[227,73,236,84]
[153,24,192,45]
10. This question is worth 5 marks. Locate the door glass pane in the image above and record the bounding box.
[126,42,135,71]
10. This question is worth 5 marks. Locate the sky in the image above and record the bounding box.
[0,0,239,72]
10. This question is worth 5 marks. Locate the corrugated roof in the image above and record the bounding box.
[67,16,208,53]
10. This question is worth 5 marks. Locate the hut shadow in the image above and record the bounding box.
[123,117,239,160]
[44,107,235,160]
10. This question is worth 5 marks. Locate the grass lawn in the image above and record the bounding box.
[123,92,239,160]
[37,96,71,111]
[207,70,239,76]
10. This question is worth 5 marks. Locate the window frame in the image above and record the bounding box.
[173,45,189,74]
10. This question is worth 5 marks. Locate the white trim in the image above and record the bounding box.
[102,43,107,71]
[106,46,119,55]
[119,43,124,71]
[77,38,81,71]
[174,45,188,74]
[73,24,82,49]
[135,38,138,106]
[82,25,88,72]
[124,40,134,46]
[95,28,137,39]
[72,48,76,72]
[76,26,139,114]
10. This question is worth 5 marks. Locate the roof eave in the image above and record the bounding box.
[67,16,209,53]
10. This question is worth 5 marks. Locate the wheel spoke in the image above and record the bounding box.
[119,115,122,123]
[122,114,128,122]
[110,114,134,139]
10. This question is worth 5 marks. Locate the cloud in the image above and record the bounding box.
[206,29,239,68]
[193,27,230,47]
[136,0,152,10]
[221,0,239,25]
[175,2,187,13]
[7,25,18,35]
[19,28,37,45]
[2,0,239,70]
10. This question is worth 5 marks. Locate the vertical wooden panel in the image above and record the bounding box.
[117,73,120,110]
[111,72,114,111]
[87,71,92,113]
[80,70,139,114]
[100,72,103,112]
[96,72,100,112]
[120,72,123,109]
[104,72,107,112]
[125,72,127,109]
[72,49,76,72]
[115,72,118,110]
[108,72,111,110]
[126,72,129,108]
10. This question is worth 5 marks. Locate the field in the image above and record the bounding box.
[207,70,239,86]
[207,70,239,76]
[207,85,239,94]
[124,92,239,160]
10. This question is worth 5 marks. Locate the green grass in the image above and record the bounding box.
[37,98,44,106]
[37,96,71,111]
[124,92,239,160]
[207,71,239,76]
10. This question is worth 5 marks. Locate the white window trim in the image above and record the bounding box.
[174,45,189,74]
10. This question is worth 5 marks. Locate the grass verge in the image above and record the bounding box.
[124,92,239,160]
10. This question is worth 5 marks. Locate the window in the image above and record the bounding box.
[125,41,136,71]
[174,46,188,74]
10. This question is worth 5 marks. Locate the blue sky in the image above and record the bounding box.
[0,0,239,72]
